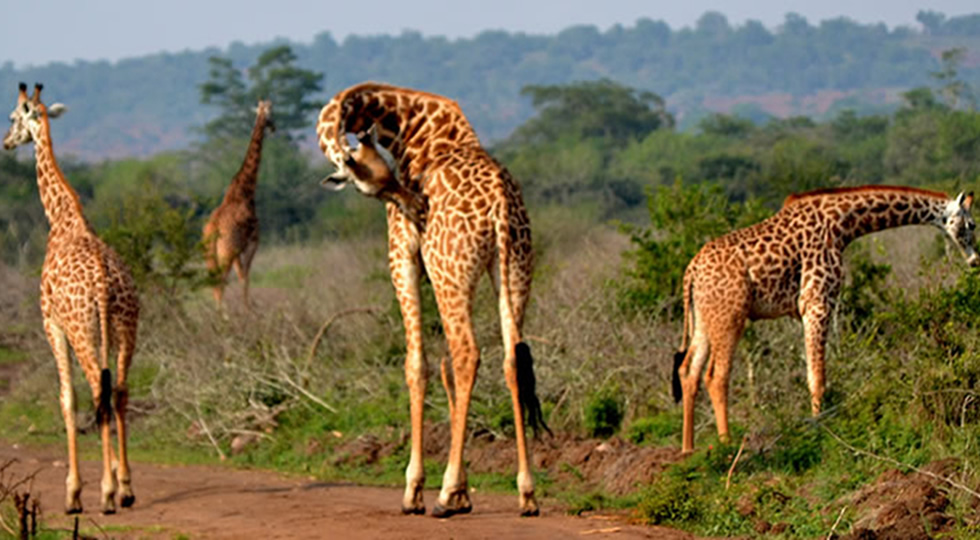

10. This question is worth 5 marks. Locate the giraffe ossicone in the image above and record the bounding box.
[4,82,141,514]
[673,185,978,454]
[316,82,546,517]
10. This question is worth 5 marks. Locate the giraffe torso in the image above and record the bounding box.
[41,231,139,335]
[413,147,531,282]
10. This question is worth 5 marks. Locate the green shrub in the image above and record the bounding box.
[626,412,679,446]
[618,180,769,316]
[583,386,624,438]
[636,471,702,524]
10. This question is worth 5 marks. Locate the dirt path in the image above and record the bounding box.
[2,442,696,539]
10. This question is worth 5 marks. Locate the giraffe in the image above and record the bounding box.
[672,185,978,454]
[202,100,274,307]
[3,83,141,514]
[317,82,548,517]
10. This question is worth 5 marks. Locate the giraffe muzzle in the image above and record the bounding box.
[320,172,350,191]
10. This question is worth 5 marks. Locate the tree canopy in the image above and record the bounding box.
[200,45,323,140]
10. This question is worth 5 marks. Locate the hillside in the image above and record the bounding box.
[1,11,979,160]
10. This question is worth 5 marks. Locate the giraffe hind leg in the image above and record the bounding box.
[114,330,136,508]
[45,321,83,514]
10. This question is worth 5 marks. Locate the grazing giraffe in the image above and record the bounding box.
[3,83,141,514]
[202,100,274,307]
[317,82,548,517]
[673,185,978,453]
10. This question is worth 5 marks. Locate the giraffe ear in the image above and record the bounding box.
[964,192,974,211]
[47,103,67,119]
[356,124,378,147]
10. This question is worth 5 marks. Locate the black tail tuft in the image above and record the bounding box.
[516,342,552,438]
[672,351,686,404]
[98,368,113,427]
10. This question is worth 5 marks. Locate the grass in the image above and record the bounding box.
[1,208,979,538]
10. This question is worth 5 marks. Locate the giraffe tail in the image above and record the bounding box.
[517,342,552,438]
[672,351,685,404]
[94,255,113,426]
[98,368,113,427]
[673,267,695,404]
[494,187,550,438]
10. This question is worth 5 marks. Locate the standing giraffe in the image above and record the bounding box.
[3,83,140,514]
[317,82,548,517]
[203,100,274,307]
[673,185,978,453]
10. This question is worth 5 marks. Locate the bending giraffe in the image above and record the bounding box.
[203,100,274,307]
[3,83,140,514]
[317,82,548,518]
[673,185,978,453]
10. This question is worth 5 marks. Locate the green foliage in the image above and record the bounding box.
[619,181,768,315]
[3,13,979,158]
[636,470,702,524]
[513,79,673,144]
[626,411,680,445]
[0,153,46,266]
[839,242,892,327]
[583,385,624,438]
[200,45,324,140]
[698,113,755,138]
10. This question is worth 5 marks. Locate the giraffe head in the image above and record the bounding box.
[321,124,398,196]
[940,192,979,267]
[255,99,275,132]
[3,83,66,150]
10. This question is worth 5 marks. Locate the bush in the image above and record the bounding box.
[618,180,769,316]
[583,386,624,438]
[626,412,679,446]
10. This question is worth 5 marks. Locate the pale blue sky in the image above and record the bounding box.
[2,0,976,67]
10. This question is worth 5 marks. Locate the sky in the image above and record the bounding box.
[1,1,977,68]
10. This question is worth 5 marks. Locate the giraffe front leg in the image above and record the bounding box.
[45,321,82,514]
[802,306,831,416]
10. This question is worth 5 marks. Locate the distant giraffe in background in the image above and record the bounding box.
[673,185,979,453]
[3,83,141,514]
[318,82,548,518]
[203,100,274,307]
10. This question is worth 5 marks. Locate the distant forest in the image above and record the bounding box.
[1,10,979,159]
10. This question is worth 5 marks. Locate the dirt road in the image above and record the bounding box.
[1,442,694,539]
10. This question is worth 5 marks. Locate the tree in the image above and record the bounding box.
[931,48,974,110]
[200,45,324,140]
[513,79,674,144]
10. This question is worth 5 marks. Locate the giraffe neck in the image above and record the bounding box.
[32,115,91,238]
[811,188,949,246]
[225,112,269,203]
[318,83,482,191]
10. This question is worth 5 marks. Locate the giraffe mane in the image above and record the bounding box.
[783,185,948,207]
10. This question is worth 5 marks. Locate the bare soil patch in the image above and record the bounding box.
[1,442,697,539]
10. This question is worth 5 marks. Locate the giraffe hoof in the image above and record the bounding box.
[120,493,135,508]
[431,502,472,519]
[101,505,116,516]
[521,507,540,517]
[401,504,425,515]
[65,504,83,515]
